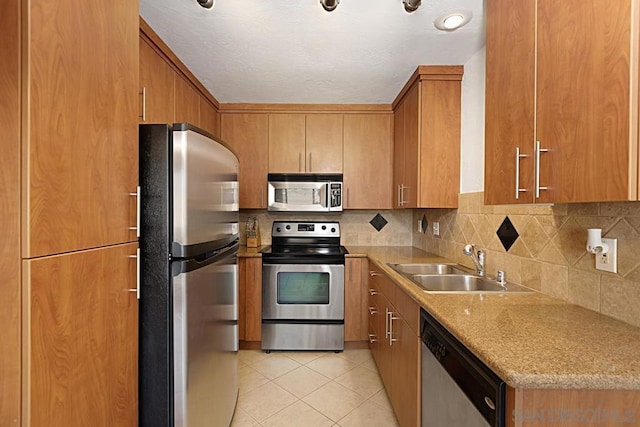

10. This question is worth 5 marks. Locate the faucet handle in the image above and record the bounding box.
[496,270,506,285]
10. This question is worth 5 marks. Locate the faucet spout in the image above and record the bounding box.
[463,244,486,276]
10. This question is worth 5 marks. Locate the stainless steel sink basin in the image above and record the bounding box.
[388,263,472,275]
[411,274,504,292]
[411,274,534,293]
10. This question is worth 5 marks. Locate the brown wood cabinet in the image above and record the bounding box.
[1,0,21,423]
[305,114,344,173]
[345,257,369,342]
[139,37,175,124]
[221,114,269,209]
[506,388,640,427]
[268,114,307,173]
[25,243,139,426]
[24,0,139,258]
[268,113,343,173]
[368,266,421,427]
[239,257,262,342]
[485,0,639,204]
[393,66,463,209]
[175,75,201,124]
[343,114,394,209]
[199,96,221,137]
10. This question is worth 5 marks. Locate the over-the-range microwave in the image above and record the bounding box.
[267,173,343,212]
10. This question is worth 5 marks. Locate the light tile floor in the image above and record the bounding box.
[232,349,399,427]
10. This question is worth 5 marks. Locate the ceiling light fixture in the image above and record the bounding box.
[434,11,471,31]
[320,0,339,12]
[197,0,214,9]
[403,0,421,13]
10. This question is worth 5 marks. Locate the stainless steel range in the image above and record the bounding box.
[261,221,348,352]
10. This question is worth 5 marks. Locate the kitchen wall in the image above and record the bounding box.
[240,210,412,247]
[411,47,640,329]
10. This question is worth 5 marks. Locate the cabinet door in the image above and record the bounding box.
[345,257,368,341]
[419,80,461,208]
[25,0,138,257]
[393,101,405,209]
[343,114,393,209]
[268,114,306,173]
[390,316,420,427]
[537,0,632,203]
[199,96,220,137]
[402,84,420,208]
[305,114,343,173]
[139,38,175,124]
[174,75,200,124]
[26,243,138,426]
[484,0,536,205]
[221,113,269,208]
[244,257,262,341]
[1,0,21,421]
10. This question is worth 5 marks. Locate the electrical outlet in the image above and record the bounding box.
[432,222,440,236]
[595,238,617,273]
[417,220,423,233]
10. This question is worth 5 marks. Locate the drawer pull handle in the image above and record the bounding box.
[369,271,380,277]
[368,334,378,343]
[368,306,377,315]
[369,288,378,296]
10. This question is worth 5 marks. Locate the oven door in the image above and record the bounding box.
[262,264,344,320]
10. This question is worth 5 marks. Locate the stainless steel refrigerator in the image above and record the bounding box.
[139,123,239,427]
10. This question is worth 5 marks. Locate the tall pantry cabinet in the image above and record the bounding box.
[2,0,140,425]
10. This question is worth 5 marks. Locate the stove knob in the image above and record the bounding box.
[331,227,336,233]
[285,225,291,230]
[322,225,327,230]
[276,227,281,233]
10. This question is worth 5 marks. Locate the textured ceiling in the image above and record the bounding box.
[139,0,486,104]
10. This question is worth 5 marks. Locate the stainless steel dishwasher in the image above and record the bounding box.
[421,310,505,427]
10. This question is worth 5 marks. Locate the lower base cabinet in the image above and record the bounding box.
[24,243,139,426]
[239,257,262,342]
[368,265,420,427]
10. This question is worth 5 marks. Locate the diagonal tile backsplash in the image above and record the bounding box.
[413,192,640,328]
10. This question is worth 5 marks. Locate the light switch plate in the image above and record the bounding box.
[595,238,617,274]
[432,222,440,236]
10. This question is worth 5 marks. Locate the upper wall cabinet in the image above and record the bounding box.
[343,114,393,209]
[485,0,640,205]
[23,0,139,258]
[221,113,269,209]
[139,38,175,124]
[393,66,463,209]
[139,20,221,137]
[268,113,343,173]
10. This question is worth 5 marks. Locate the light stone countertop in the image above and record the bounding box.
[347,245,640,390]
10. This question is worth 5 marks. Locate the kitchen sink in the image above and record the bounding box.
[387,262,534,293]
[388,263,472,275]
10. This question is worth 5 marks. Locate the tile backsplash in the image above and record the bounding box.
[413,192,640,328]
[239,210,413,247]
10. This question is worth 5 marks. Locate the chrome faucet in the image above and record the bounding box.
[463,244,485,276]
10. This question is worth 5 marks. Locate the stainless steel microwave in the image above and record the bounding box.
[267,174,343,212]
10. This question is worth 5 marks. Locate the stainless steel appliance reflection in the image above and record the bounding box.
[261,221,347,351]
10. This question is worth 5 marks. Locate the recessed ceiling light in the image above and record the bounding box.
[434,11,471,31]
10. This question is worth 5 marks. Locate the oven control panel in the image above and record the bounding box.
[272,221,340,238]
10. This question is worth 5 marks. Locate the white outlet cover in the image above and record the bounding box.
[433,222,440,236]
[596,238,617,274]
